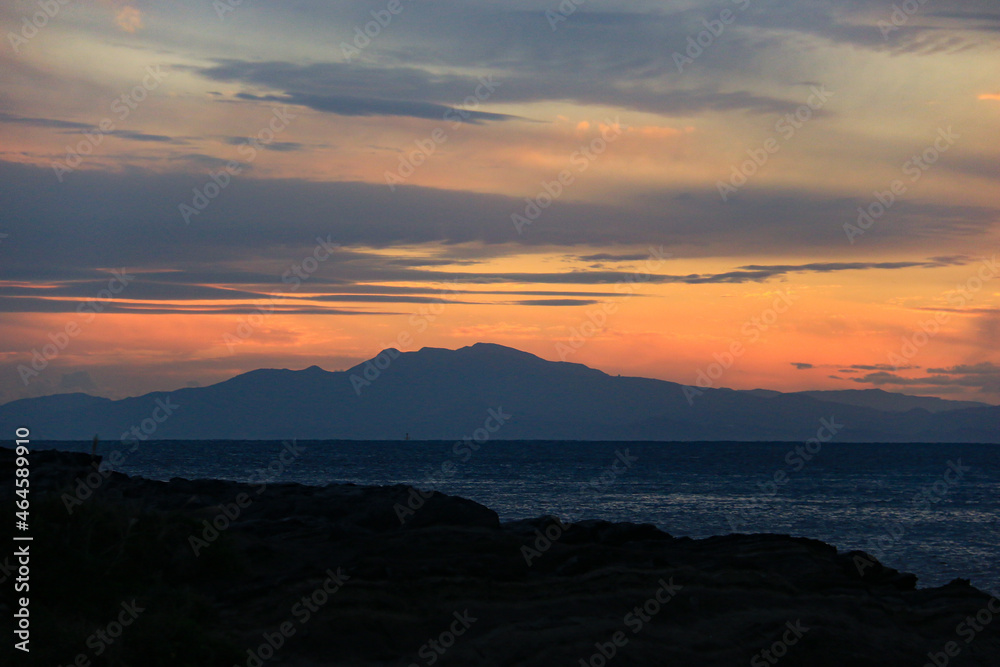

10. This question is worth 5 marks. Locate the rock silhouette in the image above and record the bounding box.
[5,447,999,666]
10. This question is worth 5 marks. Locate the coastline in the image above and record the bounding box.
[4,446,1000,666]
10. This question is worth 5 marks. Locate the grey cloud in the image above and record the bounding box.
[929,10,1000,21]
[512,299,601,306]
[851,364,918,371]
[854,369,1000,393]
[199,58,802,119]
[925,362,1000,375]
[235,92,518,124]
[0,112,93,130]
[220,136,310,152]
[1,161,996,291]
[109,130,179,144]
[577,253,654,262]
[382,258,481,267]
[0,113,182,143]
[0,297,394,316]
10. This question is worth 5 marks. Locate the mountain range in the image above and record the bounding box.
[2,343,997,442]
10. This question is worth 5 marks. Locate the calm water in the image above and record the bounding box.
[46,440,1000,596]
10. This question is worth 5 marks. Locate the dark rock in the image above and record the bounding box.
[6,446,1000,666]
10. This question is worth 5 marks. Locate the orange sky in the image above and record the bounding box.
[1,0,998,404]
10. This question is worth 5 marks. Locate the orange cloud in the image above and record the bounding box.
[114,6,143,32]
[979,93,1000,101]
[95,1,143,32]
[628,125,684,139]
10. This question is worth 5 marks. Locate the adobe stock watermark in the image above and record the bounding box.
[726,416,843,533]
[673,0,753,73]
[213,0,244,20]
[520,516,573,566]
[878,0,931,39]
[511,117,624,235]
[222,236,339,352]
[384,76,501,190]
[394,406,512,523]
[750,620,810,667]
[7,0,74,55]
[684,289,797,405]
[555,246,672,360]
[188,440,306,556]
[922,597,1000,667]
[545,0,587,31]
[55,599,145,666]
[887,255,997,369]
[61,397,180,514]
[853,459,970,576]
[18,269,135,385]
[844,126,959,244]
[555,448,641,527]
[755,418,843,496]
[577,577,683,667]
[524,451,638,559]
[179,105,296,224]
[349,282,462,395]
[52,65,169,182]
[405,609,478,667]
[717,85,834,201]
[580,448,638,495]
[339,0,414,61]
[234,567,349,667]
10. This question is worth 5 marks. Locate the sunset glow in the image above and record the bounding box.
[1,0,998,404]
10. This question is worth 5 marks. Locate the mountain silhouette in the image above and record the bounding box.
[2,343,997,442]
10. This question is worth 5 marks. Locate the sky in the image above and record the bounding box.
[0,0,998,405]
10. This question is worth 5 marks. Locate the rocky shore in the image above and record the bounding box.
[3,447,999,666]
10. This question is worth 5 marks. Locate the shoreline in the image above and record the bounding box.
[5,446,1000,665]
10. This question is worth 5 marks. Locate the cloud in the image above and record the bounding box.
[114,6,143,33]
[382,258,481,268]
[734,257,969,276]
[0,255,966,314]
[6,159,996,284]
[234,92,518,124]
[0,113,181,144]
[221,136,316,152]
[576,253,654,262]
[110,130,178,143]
[0,112,94,130]
[1,157,992,315]
[928,10,1000,25]
[853,367,1000,394]
[512,299,601,306]
[791,362,814,370]
[198,60,521,122]
[197,58,804,119]
[926,362,1000,376]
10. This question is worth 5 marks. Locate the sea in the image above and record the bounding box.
[46,439,1000,597]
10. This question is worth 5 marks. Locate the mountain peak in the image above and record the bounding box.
[2,342,997,441]
[369,343,550,366]
[460,342,545,360]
